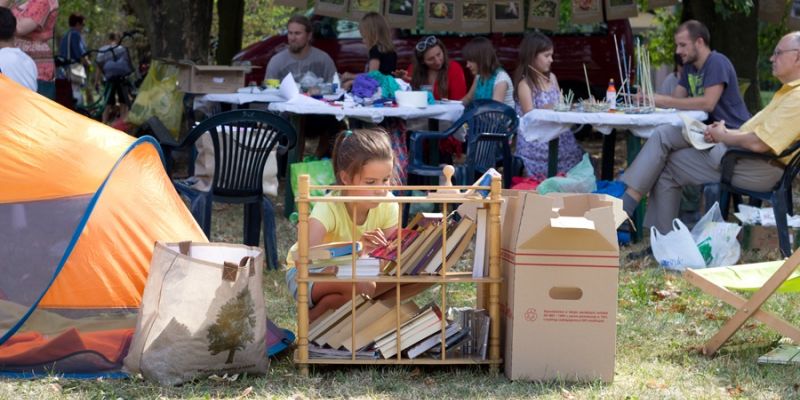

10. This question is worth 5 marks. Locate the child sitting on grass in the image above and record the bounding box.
[286,128,400,322]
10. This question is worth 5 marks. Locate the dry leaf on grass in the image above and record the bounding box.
[410,367,422,378]
[727,385,744,396]
[48,383,62,393]
[646,379,668,389]
[560,388,576,399]
[236,386,254,399]
[424,377,436,386]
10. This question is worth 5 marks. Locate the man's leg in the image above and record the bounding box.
[646,147,722,233]
[620,128,692,215]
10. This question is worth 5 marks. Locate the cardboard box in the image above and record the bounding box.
[740,225,797,251]
[500,191,625,382]
[173,63,249,94]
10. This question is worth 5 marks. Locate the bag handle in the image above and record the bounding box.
[178,240,191,256]
[222,256,256,282]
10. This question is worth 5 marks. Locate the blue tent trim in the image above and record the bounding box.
[0,136,165,346]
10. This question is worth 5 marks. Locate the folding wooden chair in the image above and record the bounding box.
[684,252,800,357]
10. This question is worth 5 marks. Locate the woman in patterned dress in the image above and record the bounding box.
[0,0,58,96]
[513,32,584,178]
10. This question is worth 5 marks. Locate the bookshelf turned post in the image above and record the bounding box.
[296,174,310,376]
[488,175,502,372]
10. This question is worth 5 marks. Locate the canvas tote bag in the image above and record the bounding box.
[124,241,268,385]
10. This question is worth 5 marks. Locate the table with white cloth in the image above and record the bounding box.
[268,98,466,216]
[192,88,286,117]
[267,101,465,124]
[518,109,708,180]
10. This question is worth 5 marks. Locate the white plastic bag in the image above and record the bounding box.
[690,202,741,267]
[651,219,706,271]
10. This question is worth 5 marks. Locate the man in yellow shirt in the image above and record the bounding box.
[621,32,800,233]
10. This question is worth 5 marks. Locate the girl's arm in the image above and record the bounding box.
[492,81,508,104]
[517,80,534,114]
[307,218,328,248]
[462,78,477,105]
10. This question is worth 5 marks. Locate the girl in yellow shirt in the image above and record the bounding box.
[286,128,400,322]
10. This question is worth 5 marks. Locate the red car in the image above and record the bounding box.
[232,17,634,100]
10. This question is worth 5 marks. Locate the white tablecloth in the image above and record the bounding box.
[267,102,465,124]
[519,109,709,143]
[201,90,285,104]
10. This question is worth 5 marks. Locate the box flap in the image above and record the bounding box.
[514,193,621,252]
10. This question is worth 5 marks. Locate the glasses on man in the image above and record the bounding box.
[773,48,800,57]
[415,36,438,53]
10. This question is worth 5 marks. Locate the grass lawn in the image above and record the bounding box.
[3,140,800,399]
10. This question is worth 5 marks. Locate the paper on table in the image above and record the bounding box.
[279,72,328,106]
[680,113,715,150]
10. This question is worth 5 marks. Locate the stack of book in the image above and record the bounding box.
[291,241,382,277]
[305,297,488,360]
[378,212,481,276]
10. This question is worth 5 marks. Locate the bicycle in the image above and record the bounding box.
[56,30,143,122]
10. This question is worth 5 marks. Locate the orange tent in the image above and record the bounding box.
[0,76,206,375]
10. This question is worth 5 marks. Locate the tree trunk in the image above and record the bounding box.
[682,0,762,113]
[125,0,214,63]
[226,349,236,364]
[216,0,245,65]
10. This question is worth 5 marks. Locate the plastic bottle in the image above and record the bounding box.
[606,79,617,110]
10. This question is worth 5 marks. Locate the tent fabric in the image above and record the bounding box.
[0,75,207,374]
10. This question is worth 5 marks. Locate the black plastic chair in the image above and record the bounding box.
[716,140,800,257]
[165,110,296,270]
[407,99,519,189]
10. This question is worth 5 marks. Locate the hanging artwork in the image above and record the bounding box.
[350,0,383,20]
[791,0,800,30]
[491,0,524,32]
[604,0,637,20]
[385,0,418,29]
[459,0,491,33]
[424,0,459,31]
[571,0,602,24]
[527,0,559,31]
[315,0,349,19]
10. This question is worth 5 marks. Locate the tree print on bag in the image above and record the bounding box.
[206,289,256,364]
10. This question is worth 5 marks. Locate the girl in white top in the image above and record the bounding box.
[460,36,514,108]
[0,7,37,91]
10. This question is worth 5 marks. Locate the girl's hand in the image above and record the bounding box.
[361,228,388,250]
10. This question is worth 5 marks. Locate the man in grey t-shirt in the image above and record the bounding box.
[653,20,750,128]
[265,16,336,83]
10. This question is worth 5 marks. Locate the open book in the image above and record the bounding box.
[679,113,715,150]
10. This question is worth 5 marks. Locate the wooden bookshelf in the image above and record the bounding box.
[293,169,504,375]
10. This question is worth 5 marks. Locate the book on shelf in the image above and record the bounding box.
[424,326,471,358]
[308,344,378,360]
[472,208,489,278]
[309,295,368,344]
[422,217,476,274]
[307,255,383,278]
[374,304,444,359]
[406,322,462,359]
[338,301,420,352]
[323,299,394,349]
[368,228,420,261]
[402,223,445,275]
[448,307,490,359]
[441,219,477,273]
[291,241,362,262]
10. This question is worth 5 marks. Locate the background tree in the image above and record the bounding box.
[216,0,245,65]
[206,289,256,364]
[124,0,214,63]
